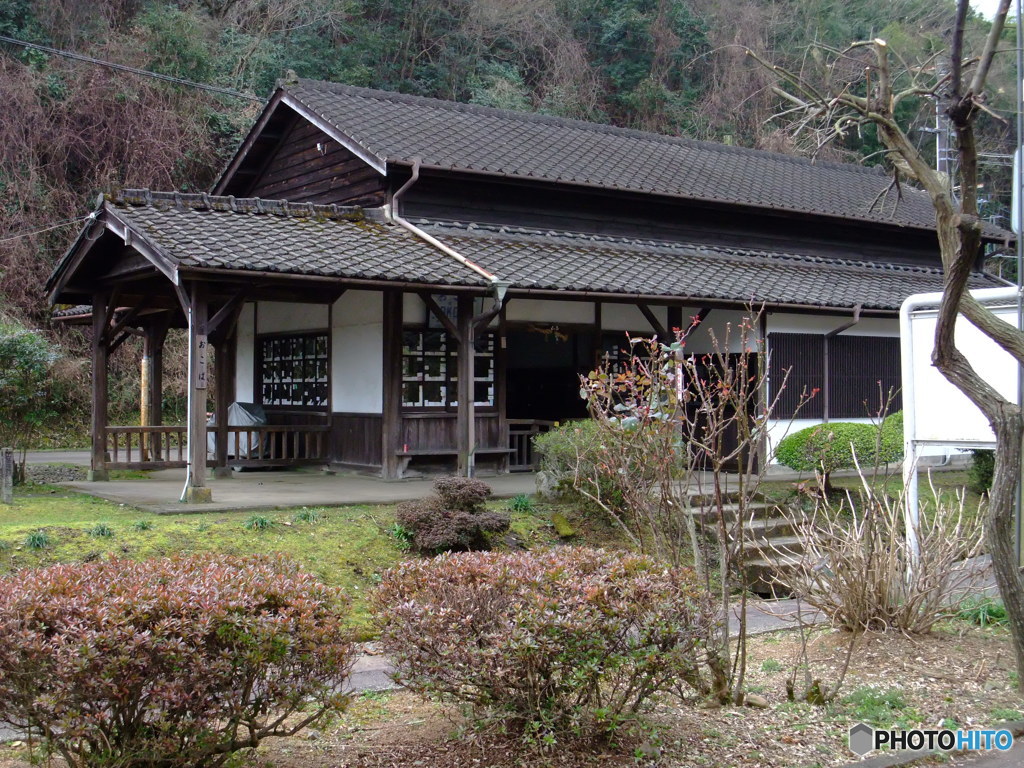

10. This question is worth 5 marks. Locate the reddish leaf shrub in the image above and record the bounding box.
[395,476,509,553]
[0,554,354,768]
[372,547,719,744]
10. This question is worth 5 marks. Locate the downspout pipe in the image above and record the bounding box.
[388,159,512,477]
[822,304,862,421]
[899,285,1020,564]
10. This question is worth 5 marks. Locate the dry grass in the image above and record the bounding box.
[5,623,1017,768]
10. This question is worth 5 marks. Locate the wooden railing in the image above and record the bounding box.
[103,425,330,470]
[105,425,187,469]
[222,425,330,468]
[507,419,556,471]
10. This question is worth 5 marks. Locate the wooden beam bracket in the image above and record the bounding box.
[637,303,666,339]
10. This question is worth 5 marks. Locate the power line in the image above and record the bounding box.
[0,214,95,245]
[0,34,261,102]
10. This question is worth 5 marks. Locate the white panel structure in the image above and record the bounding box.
[901,287,1020,558]
[906,303,1019,445]
[332,290,383,412]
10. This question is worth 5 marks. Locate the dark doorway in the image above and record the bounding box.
[505,327,593,421]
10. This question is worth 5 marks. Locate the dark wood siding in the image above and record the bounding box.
[398,173,942,268]
[248,120,387,207]
[330,412,383,467]
[769,333,824,419]
[400,413,502,450]
[828,335,902,418]
[769,333,902,420]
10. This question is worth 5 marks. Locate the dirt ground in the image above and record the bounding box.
[2,623,1021,768]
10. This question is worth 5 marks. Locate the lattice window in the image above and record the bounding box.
[257,332,329,407]
[402,329,494,408]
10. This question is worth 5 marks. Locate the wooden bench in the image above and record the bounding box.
[395,447,515,478]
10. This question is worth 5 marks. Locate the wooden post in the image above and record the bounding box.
[381,290,403,479]
[496,303,508,469]
[141,318,169,461]
[185,283,212,502]
[457,295,474,477]
[1,447,13,503]
[667,306,683,342]
[149,320,167,459]
[89,292,110,481]
[213,331,236,478]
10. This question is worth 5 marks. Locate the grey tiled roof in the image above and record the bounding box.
[414,220,1006,311]
[284,80,971,234]
[105,191,488,286]
[53,191,1002,313]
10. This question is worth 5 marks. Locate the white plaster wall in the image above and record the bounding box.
[768,312,900,337]
[256,301,330,334]
[505,298,593,324]
[678,308,753,353]
[235,303,255,403]
[601,303,661,331]
[332,290,383,413]
[403,293,426,325]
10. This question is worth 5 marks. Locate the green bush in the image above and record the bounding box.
[533,420,626,510]
[775,412,904,478]
[372,547,719,744]
[967,449,995,494]
[0,554,354,768]
[0,323,71,482]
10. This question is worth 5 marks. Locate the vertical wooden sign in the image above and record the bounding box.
[195,333,208,390]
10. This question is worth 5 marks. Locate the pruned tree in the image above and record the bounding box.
[750,0,1024,689]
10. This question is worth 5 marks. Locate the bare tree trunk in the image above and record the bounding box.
[988,412,1024,685]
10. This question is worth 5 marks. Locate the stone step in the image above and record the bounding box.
[686,501,787,522]
[742,533,805,559]
[735,516,800,540]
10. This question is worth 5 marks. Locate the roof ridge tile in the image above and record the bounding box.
[112,189,367,222]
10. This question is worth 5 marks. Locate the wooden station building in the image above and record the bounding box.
[47,79,1007,501]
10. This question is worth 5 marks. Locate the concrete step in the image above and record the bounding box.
[742,533,805,559]
[687,501,786,522]
[736,516,801,540]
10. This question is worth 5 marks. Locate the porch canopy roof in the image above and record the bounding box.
[48,190,1005,314]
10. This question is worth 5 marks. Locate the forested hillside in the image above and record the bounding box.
[0,0,1014,326]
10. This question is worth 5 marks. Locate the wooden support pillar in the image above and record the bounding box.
[213,331,236,478]
[456,295,474,477]
[381,290,403,479]
[667,306,683,342]
[142,319,169,461]
[89,292,110,481]
[185,283,212,502]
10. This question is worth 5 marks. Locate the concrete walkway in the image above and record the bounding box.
[61,468,539,514]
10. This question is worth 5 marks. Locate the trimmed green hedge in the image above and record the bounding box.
[775,412,903,475]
